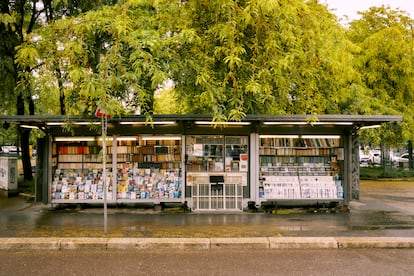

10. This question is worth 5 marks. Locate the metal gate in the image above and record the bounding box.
[192,183,243,211]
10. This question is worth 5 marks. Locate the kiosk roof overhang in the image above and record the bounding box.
[0,114,402,136]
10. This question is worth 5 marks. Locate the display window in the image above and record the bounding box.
[185,136,248,173]
[51,135,182,202]
[259,135,344,201]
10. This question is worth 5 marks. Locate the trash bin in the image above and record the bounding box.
[0,157,18,197]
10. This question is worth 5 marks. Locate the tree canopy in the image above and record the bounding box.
[4,0,414,149]
[347,6,414,146]
[1,0,119,180]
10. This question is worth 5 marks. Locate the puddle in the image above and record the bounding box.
[287,218,305,222]
[278,226,308,231]
[350,224,414,231]
[386,225,414,229]
[350,225,382,231]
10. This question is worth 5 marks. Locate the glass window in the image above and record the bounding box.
[186,136,248,172]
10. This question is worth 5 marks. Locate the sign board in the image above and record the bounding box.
[95,108,111,118]
[0,157,18,190]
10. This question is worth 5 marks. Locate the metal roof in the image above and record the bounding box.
[0,114,402,136]
[0,114,402,123]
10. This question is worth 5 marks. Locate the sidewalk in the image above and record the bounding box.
[1,180,414,250]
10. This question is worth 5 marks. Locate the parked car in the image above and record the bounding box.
[394,153,410,163]
[0,145,21,156]
[370,152,381,165]
[359,150,371,167]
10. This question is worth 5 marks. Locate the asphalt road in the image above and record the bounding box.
[1,249,413,276]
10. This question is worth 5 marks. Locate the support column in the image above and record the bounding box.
[351,134,360,200]
[41,135,54,204]
[249,133,259,204]
[343,134,351,205]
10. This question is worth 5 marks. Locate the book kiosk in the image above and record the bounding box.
[0,114,401,211]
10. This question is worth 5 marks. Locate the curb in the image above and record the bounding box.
[336,237,414,249]
[1,237,414,250]
[107,238,210,250]
[269,237,338,249]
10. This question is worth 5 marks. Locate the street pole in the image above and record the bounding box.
[96,107,111,234]
[102,115,108,234]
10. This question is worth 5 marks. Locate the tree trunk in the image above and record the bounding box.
[17,92,33,181]
[56,68,66,115]
[20,128,33,181]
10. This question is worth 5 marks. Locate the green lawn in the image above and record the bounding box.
[360,166,414,180]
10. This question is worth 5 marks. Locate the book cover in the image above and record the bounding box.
[239,154,248,172]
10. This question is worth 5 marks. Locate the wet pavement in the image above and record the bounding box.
[0,180,413,238]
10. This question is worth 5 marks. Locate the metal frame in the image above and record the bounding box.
[192,182,243,211]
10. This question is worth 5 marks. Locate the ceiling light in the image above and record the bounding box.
[263,122,353,125]
[20,125,39,129]
[301,135,341,139]
[47,122,100,126]
[55,137,96,142]
[263,122,307,125]
[119,121,176,125]
[260,135,300,138]
[116,137,137,141]
[359,125,381,130]
[194,121,251,125]
[141,136,181,141]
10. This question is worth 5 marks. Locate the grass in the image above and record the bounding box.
[15,224,282,238]
[360,166,414,180]
[17,178,34,194]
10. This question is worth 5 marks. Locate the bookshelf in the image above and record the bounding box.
[51,136,183,202]
[54,141,104,169]
[110,139,136,164]
[115,166,181,200]
[51,139,111,202]
[259,136,344,201]
[115,136,182,200]
[51,168,113,201]
[134,137,181,169]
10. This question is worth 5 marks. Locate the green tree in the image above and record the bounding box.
[153,85,183,114]
[347,6,414,165]
[18,1,175,120]
[164,0,360,121]
[1,0,118,181]
[1,0,45,181]
[18,0,363,122]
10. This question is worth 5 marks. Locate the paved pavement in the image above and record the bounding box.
[0,180,413,250]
